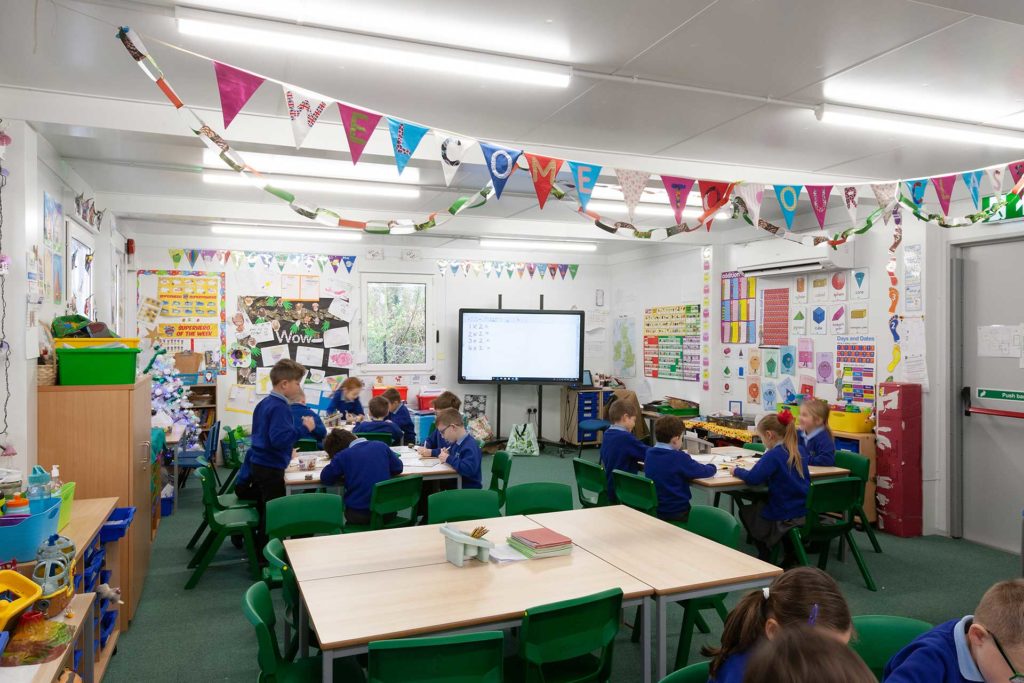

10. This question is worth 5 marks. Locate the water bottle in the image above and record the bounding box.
[27,465,51,514]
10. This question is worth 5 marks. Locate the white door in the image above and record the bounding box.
[957,239,1024,552]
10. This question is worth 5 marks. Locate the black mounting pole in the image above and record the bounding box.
[496,294,502,440]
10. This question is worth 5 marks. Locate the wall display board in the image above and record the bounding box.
[720,271,757,343]
[643,304,701,381]
[136,270,227,373]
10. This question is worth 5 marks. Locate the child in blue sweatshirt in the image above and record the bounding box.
[435,408,482,489]
[732,411,809,561]
[290,402,326,448]
[382,387,417,445]
[797,398,836,466]
[643,415,716,522]
[599,400,647,504]
[416,391,461,457]
[704,567,853,683]
[352,396,404,445]
[884,579,1024,683]
[320,428,404,526]
[326,376,365,420]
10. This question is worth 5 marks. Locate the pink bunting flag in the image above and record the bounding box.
[284,87,329,149]
[526,263,536,278]
[930,175,957,217]
[841,186,859,225]
[216,250,231,266]
[660,175,695,225]
[337,103,382,165]
[213,62,266,130]
[805,185,833,229]
[1009,160,1024,185]
[615,169,651,223]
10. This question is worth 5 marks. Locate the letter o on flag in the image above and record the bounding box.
[779,186,798,212]
[490,150,514,180]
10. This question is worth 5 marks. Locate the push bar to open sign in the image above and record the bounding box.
[962,386,1024,419]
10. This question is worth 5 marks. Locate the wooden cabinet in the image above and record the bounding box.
[560,388,617,447]
[833,429,878,523]
[38,378,154,632]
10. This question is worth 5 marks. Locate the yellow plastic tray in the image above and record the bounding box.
[0,569,43,631]
[829,410,875,433]
[54,337,140,349]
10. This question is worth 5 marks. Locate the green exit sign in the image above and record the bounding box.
[976,388,1024,402]
[981,193,1024,222]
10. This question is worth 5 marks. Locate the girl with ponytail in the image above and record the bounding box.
[703,567,854,682]
[732,410,810,561]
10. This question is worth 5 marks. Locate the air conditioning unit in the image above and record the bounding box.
[735,240,854,277]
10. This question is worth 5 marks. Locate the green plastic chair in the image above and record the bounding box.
[488,451,513,508]
[243,581,367,682]
[510,587,623,682]
[368,631,504,683]
[850,614,932,681]
[658,661,709,683]
[343,475,424,533]
[611,470,658,517]
[185,465,256,550]
[361,432,395,446]
[262,493,344,586]
[263,538,304,662]
[504,483,574,516]
[572,457,608,508]
[834,449,883,554]
[185,467,260,590]
[742,442,766,453]
[220,428,246,493]
[781,476,878,591]
[427,489,501,524]
[294,438,320,452]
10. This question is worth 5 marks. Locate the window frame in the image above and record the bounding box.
[360,272,435,373]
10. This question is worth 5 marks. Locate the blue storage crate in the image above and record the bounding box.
[835,437,861,453]
[160,496,174,518]
[100,507,135,543]
[101,569,111,584]
[0,497,61,561]
[100,611,117,649]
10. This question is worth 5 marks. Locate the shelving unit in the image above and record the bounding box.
[560,388,617,447]
[181,376,217,449]
[833,429,878,523]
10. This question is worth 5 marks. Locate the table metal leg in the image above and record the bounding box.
[298,595,309,657]
[457,474,463,489]
[322,649,334,682]
[173,443,180,513]
[642,596,652,683]
[82,595,95,683]
[656,595,668,681]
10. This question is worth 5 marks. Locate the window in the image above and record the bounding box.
[362,274,434,371]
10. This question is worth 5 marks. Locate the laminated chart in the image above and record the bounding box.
[720,271,757,344]
[836,336,877,406]
[643,304,701,380]
[761,287,790,346]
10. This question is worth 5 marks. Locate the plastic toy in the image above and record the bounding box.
[0,569,43,631]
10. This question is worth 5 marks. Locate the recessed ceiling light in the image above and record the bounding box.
[202,172,421,198]
[211,225,363,241]
[202,150,422,184]
[478,238,597,252]
[816,103,1024,149]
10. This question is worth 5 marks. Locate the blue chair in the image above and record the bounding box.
[573,418,611,458]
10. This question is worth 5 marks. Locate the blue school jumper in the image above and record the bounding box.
[320,438,404,513]
[710,650,751,683]
[388,403,417,445]
[798,426,836,466]
[327,391,364,417]
[733,444,810,520]
[290,403,326,446]
[884,617,983,683]
[247,392,300,471]
[599,425,648,503]
[643,443,716,520]
[352,419,404,444]
[422,427,451,456]
[445,433,482,489]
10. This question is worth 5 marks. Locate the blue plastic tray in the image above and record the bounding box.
[100,506,135,543]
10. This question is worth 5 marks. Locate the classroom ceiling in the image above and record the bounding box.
[3,0,1024,247]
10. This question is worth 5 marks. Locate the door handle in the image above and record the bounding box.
[961,386,971,417]
[963,386,1024,419]
[140,441,151,469]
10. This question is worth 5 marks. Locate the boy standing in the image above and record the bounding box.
[643,415,716,523]
[320,428,404,527]
[435,407,482,489]
[599,400,648,503]
[382,387,417,446]
[352,396,404,445]
[416,391,462,458]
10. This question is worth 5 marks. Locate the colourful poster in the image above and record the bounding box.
[830,271,848,302]
[137,270,228,373]
[761,288,790,346]
[815,351,834,384]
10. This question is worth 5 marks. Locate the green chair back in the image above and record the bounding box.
[518,587,623,681]
[851,615,932,680]
[572,457,608,508]
[742,442,766,453]
[835,449,869,506]
[196,467,225,515]
[361,432,395,446]
[681,505,741,549]
[266,492,343,540]
[488,451,513,507]
[242,581,286,678]
[427,489,501,524]
[611,470,658,516]
[263,539,300,623]
[504,482,573,516]
[295,438,320,452]
[222,428,243,469]
[658,660,709,683]
[369,475,423,529]
[804,476,862,526]
[368,631,504,683]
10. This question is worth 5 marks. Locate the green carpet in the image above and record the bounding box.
[106,449,1020,682]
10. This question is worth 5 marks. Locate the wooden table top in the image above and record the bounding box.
[284,448,457,487]
[300,544,653,649]
[284,515,533,582]
[692,459,849,489]
[527,505,781,595]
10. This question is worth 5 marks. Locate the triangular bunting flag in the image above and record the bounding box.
[491,261,502,279]
[284,87,329,149]
[516,262,526,278]
[1009,160,1024,185]
[773,184,803,230]
[387,117,429,174]
[342,255,356,273]
[275,253,289,271]
[328,256,342,274]
[338,103,382,165]
[536,263,547,279]
[735,183,765,226]
[615,169,651,222]
[987,166,1005,194]
[698,180,733,230]
[871,182,899,225]
[450,261,461,276]
[229,251,244,269]
[259,253,274,270]
[661,175,695,225]
[547,264,558,279]
[483,261,493,278]
[904,178,928,206]
[479,142,523,200]
[524,153,564,209]
[246,252,259,270]
[962,170,983,209]
[506,262,514,278]
[213,62,266,129]
[168,248,184,267]
[200,249,217,266]
[568,160,602,211]
[930,174,957,216]
[841,186,859,225]
[568,264,579,280]
[557,263,569,279]
[806,185,832,230]
[470,262,482,277]
[525,262,535,278]
[437,259,449,276]
[436,132,476,186]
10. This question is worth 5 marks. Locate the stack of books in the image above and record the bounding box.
[507,528,573,559]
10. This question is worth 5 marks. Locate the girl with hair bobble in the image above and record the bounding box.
[732,410,810,561]
[798,398,836,466]
[703,567,854,683]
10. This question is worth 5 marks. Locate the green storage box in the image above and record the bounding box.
[56,347,140,385]
[657,405,700,417]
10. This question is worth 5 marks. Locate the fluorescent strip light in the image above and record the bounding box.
[591,184,703,207]
[202,150,421,184]
[202,172,421,199]
[816,104,1024,149]
[478,239,598,253]
[177,8,571,88]
[587,201,731,221]
[211,225,363,241]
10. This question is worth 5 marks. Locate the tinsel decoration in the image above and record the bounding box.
[146,346,200,449]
